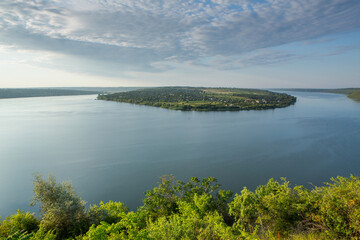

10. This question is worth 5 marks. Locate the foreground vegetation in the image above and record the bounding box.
[98,87,297,111]
[1,175,359,240]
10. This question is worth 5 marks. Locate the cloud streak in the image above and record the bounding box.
[0,0,359,73]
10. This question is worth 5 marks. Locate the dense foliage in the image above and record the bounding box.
[1,175,359,240]
[98,87,297,111]
[30,175,89,239]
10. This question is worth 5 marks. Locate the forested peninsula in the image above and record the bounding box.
[0,175,359,240]
[98,87,296,111]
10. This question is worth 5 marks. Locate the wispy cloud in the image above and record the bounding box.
[0,0,359,73]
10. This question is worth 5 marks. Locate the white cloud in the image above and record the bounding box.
[0,0,359,73]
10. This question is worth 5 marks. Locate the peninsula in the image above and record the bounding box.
[97,87,296,111]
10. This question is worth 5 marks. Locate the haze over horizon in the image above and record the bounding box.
[0,0,359,88]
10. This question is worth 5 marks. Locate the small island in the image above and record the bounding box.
[97,87,296,111]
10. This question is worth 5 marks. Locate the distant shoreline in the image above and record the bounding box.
[0,87,142,99]
[274,88,360,101]
[0,89,99,99]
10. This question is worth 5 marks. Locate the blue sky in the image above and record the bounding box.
[0,0,359,88]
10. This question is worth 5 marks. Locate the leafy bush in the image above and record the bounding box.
[230,178,308,238]
[256,178,304,235]
[80,211,148,240]
[30,225,56,240]
[31,174,89,239]
[88,201,128,225]
[0,210,39,238]
[147,194,236,240]
[141,175,233,222]
[229,187,259,233]
[307,175,360,239]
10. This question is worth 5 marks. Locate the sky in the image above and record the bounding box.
[0,0,359,88]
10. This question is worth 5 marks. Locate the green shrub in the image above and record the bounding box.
[255,178,304,235]
[229,178,305,237]
[147,194,237,240]
[81,211,148,240]
[0,210,39,238]
[30,225,56,240]
[229,188,259,233]
[89,201,128,225]
[308,175,360,239]
[141,175,233,222]
[31,174,89,239]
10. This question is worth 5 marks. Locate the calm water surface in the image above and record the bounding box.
[0,92,359,216]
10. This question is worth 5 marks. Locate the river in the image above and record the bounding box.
[0,91,359,217]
